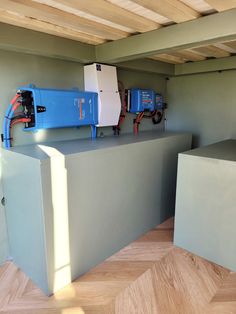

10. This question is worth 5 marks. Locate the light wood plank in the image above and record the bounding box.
[1,0,129,40]
[193,45,231,58]
[78,261,154,282]
[53,281,130,306]
[206,302,236,314]
[107,242,174,261]
[223,40,236,52]
[136,229,174,242]
[0,10,105,45]
[34,0,161,33]
[173,49,207,61]
[114,268,158,313]
[108,0,172,25]
[150,54,186,64]
[132,0,200,22]
[151,247,229,314]
[0,217,235,313]
[156,216,175,229]
[180,0,215,14]
[214,42,236,53]
[205,0,236,12]
[211,273,236,302]
[0,262,19,308]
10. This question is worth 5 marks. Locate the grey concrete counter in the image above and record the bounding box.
[2,131,191,294]
[182,139,236,161]
[7,130,188,160]
[174,139,236,271]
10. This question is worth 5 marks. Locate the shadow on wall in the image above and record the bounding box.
[160,148,180,219]
[192,135,200,149]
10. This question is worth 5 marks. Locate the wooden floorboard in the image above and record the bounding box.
[0,217,236,313]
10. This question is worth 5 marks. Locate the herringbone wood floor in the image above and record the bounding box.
[1,217,236,314]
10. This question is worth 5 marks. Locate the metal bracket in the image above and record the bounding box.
[1,197,6,206]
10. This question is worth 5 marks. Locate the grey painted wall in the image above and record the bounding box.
[166,70,236,147]
[0,49,167,265]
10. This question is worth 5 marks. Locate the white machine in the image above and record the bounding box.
[84,63,121,127]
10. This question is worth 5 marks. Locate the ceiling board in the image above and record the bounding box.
[32,1,133,33]
[204,0,236,12]
[0,10,105,45]
[108,0,172,24]
[180,0,215,13]
[33,0,161,33]
[193,45,231,58]
[222,40,236,52]
[131,0,200,22]
[214,42,236,53]
[150,54,186,64]
[171,49,206,61]
[2,0,129,40]
[148,43,234,64]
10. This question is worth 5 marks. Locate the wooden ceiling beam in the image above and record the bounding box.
[0,10,105,45]
[1,0,129,41]
[36,0,161,33]
[96,8,236,63]
[131,0,200,23]
[204,0,236,12]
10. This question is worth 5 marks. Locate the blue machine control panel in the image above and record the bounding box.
[20,86,98,132]
[129,89,155,113]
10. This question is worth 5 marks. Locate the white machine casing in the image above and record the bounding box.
[84,63,121,127]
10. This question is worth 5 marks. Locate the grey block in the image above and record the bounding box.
[2,131,191,295]
[174,139,236,271]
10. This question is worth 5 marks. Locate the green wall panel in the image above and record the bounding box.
[166,71,236,147]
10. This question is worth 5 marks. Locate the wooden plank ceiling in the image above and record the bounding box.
[0,0,236,64]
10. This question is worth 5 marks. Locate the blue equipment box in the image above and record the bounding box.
[155,93,164,110]
[20,86,98,132]
[129,89,155,113]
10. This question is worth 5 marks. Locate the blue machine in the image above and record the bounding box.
[20,85,98,138]
[155,93,164,110]
[129,88,156,113]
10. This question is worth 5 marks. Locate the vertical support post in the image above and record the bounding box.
[91,125,97,139]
